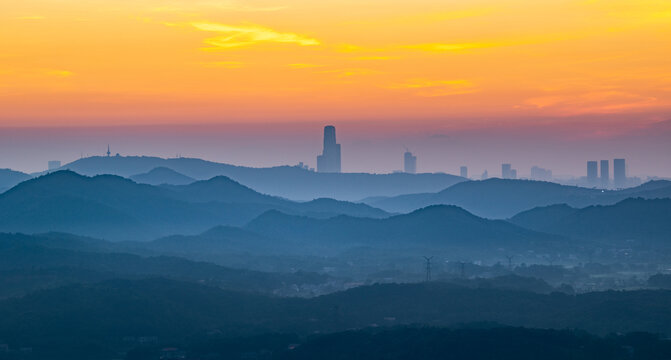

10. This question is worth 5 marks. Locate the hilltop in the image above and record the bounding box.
[0,168,32,193]
[367,178,671,218]
[0,171,389,240]
[48,155,465,201]
[510,198,671,245]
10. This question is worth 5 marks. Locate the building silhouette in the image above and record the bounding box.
[614,158,626,188]
[404,151,417,174]
[316,125,341,173]
[587,161,598,185]
[460,166,468,179]
[502,164,511,179]
[501,163,518,179]
[47,160,61,171]
[600,160,609,187]
[531,166,552,181]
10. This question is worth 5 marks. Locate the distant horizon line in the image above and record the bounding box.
[14,154,669,184]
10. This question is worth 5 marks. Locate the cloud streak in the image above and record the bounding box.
[191,22,319,49]
[17,15,45,20]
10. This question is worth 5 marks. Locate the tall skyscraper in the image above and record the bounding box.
[600,160,609,187]
[404,151,417,174]
[502,163,512,179]
[316,125,341,173]
[460,166,468,179]
[613,158,626,188]
[587,161,598,185]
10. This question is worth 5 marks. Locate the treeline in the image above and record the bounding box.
[2,278,671,356]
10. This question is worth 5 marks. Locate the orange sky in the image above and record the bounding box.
[1,0,671,127]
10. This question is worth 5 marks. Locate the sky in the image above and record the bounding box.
[1,0,670,175]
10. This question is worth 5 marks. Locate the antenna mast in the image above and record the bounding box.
[423,256,433,282]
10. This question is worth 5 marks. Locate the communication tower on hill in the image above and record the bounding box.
[424,256,433,282]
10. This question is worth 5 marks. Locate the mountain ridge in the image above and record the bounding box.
[367,178,671,218]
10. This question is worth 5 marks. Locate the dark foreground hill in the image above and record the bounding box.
[50,155,465,201]
[3,278,671,357]
[367,178,671,218]
[0,171,388,240]
[509,198,671,246]
[278,327,658,360]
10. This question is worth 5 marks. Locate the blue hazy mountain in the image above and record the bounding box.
[0,232,328,298]
[509,198,671,245]
[366,178,671,218]
[144,225,286,257]
[163,175,286,204]
[0,168,32,193]
[164,176,389,218]
[0,171,389,240]
[246,205,565,253]
[129,166,195,185]
[51,155,465,201]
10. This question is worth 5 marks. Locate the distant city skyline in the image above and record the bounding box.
[2,0,670,178]
[0,120,669,179]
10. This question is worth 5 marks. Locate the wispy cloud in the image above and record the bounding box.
[388,79,477,97]
[191,22,319,49]
[46,70,73,77]
[17,15,45,20]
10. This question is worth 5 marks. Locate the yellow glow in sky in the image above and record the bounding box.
[1,0,670,127]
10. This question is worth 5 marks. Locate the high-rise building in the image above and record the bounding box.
[613,158,626,188]
[531,166,552,181]
[47,160,61,171]
[316,125,341,173]
[502,163,512,179]
[460,166,468,179]
[404,151,417,174]
[510,169,517,180]
[587,161,598,185]
[600,160,609,187]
